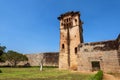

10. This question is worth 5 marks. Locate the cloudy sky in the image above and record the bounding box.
[0,0,120,53]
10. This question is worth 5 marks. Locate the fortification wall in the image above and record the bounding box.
[117,34,120,65]
[25,52,59,66]
[77,40,120,73]
[0,52,59,67]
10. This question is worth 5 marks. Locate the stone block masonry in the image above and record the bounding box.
[26,52,59,66]
[77,40,120,73]
[58,11,83,70]
[0,52,59,67]
[58,11,120,72]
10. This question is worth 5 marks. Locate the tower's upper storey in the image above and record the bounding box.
[58,11,82,29]
[58,11,80,20]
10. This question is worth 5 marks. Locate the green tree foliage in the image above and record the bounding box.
[1,50,28,67]
[0,45,6,56]
[0,45,6,62]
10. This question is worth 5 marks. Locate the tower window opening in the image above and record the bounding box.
[69,23,72,26]
[62,44,65,49]
[61,23,64,26]
[69,23,70,26]
[67,24,68,27]
[64,20,65,22]
[67,19,68,22]
[64,24,66,27]
[75,47,77,54]
[69,18,71,21]
[75,19,77,22]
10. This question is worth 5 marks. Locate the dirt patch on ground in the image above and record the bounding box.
[103,73,119,80]
[71,71,97,75]
[72,71,120,80]
[111,73,120,79]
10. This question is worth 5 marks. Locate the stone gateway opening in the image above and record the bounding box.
[91,61,101,71]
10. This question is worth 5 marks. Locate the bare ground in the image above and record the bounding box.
[73,71,120,80]
[103,73,120,80]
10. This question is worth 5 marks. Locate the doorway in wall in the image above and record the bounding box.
[91,61,101,71]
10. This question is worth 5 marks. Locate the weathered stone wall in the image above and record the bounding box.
[43,53,59,66]
[26,52,59,66]
[0,52,59,67]
[77,40,120,73]
[117,34,120,65]
[25,53,44,66]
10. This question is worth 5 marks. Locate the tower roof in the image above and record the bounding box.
[58,11,80,20]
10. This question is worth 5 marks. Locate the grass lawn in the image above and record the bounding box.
[0,67,94,80]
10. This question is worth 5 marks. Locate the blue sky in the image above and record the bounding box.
[0,0,120,54]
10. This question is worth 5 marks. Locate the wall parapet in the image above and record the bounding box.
[78,40,118,51]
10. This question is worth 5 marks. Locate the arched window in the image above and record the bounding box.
[61,23,63,26]
[62,44,64,49]
[75,47,77,54]
[67,18,68,22]
[75,19,77,22]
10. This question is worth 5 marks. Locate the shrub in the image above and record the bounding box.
[0,69,2,73]
[91,70,103,80]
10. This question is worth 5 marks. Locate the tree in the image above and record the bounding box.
[0,45,6,62]
[0,45,6,56]
[35,53,45,71]
[40,58,44,71]
[1,50,28,67]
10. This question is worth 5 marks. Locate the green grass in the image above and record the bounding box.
[0,67,93,80]
[91,70,103,80]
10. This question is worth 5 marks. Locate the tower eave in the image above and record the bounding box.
[58,11,80,20]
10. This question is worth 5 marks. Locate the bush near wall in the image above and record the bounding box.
[0,69,2,73]
[91,70,103,80]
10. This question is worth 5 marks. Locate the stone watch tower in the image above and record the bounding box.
[58,11,83,70]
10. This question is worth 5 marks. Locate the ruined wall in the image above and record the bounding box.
[117,34,120,65]
[0,52,59,67]
[77,40,120,73]
[26,52,59,66]
[25,53,44,66]
[43,53,59,66]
